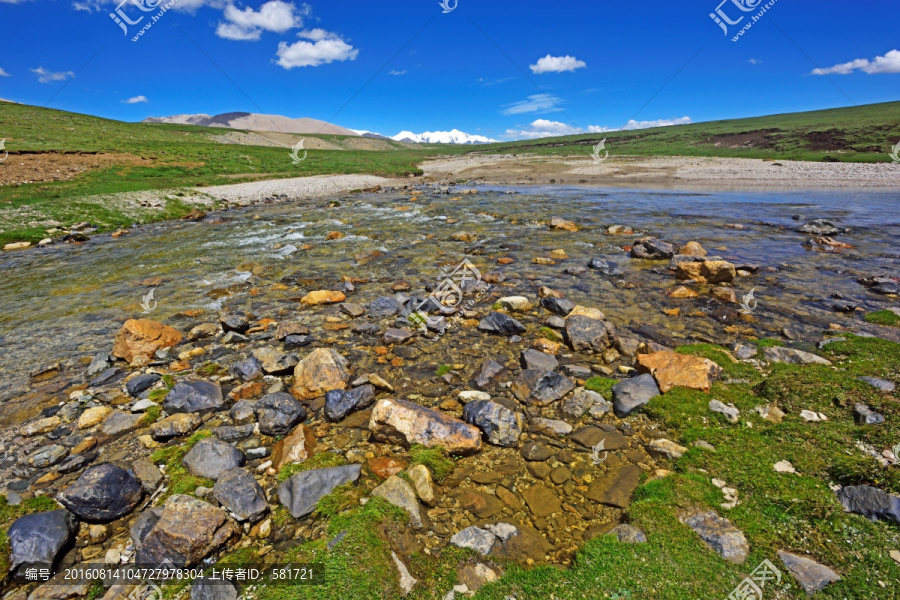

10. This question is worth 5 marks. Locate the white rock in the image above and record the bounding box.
[773,460,797,474]
[458,390,491,403]
[709,400,739,424]
[649,438,688,459]
[497,296,532,311]
[800,410,827,422]
[485,522,518,542]
[391,552,418,595]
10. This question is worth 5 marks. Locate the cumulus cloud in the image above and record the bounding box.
[276,30,358,68]
[749,58,761,65]
[506,116,691,140]
[122,95,149,104]
[812,49,900,75]
[389,70,407,76]
[501,94,563,116]
[529,54,586,74]
[0,68,9,77]
[31,67,74,84]
[216,1,303,41]
[72,0,229,12]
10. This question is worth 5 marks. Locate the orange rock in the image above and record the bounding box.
[549,249,568,259]
[666,286,699,299]
[663,308,680,317]
[711,287,738,303]
[679,241,707,257]
[301,244,313,250]
[497,257,515,265]
[550,217,578,232]
[291,348,350,401]
[72,436,98,454]
[533,338,562,355]
[169,361,191,372]
[375,346,389,356]
[636,351,724,393]
[533,257,556,265]
[674,262,704,282]
[176,310,204,319]
[326,231,345,240]
[367,457,407,479]
[228,381,266,401]
[391,357,405,368]
[675,261,736,284]
[538,286,563,298]
[112,319,183,366]
[271,424,317,470]
[300,290,346,306]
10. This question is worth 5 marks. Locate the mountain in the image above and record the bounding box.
[391,129,498,144]
[142,112,359,136]
[350,129,394,141]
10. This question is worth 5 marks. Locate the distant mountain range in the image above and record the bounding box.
[143,112,495,144]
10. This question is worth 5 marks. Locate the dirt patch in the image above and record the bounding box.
[706,129,782,149]
[802,128,852,152]
[0,152,153,186]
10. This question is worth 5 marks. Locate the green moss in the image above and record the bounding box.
[435,365,452,377]
[150,431,214,502]
[140,404,162,426]
[408,444,455,481]
[196,362,226,377]
[864,309,900,327]
[584,377,616,397]
[315,483,364,518]
[675,343,761,382]
[538,326,562,342]
[752,338,785,348]
[277,452,348,482]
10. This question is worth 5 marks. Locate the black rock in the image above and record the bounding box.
[58,464,143,522]
[256,393,307,436]
[182,438,246,480]
[220,313,250,333]
[324,385,376,422]
[164,381,224,413]
[612,374,661,417]
[588,259,624,276]
[463,399,523,447]
[351,322,380,335]
[129,507,161,550]
[478,312,526,336]
[89,367,123,388]
[472,358,508,390]
[278,465,362,518]
[230,357,263,382]
[212,468,269,523]
[630,239,675,260]
[797,219,841,236]
[8,509,77,571]
[853,404,884,425]
[126,373,161,397]
[512,370,576,406]
[837,485,900,524]
[368,296,403,319]
[191,578,239,600]
[565,315,616,353]
[213,424,256,442]
[284,334,313,349]
[540,297,575,316]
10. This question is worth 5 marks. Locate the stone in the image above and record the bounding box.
[368,296,403,319]
[588,258,624,276]
[709,400,739,423]
[4,241,31,251]
[612,374,661,417]
[449,488,503,519]
[676,260,736,284]
[777,551,840,595]
[798,219,840,235]
[559,388,602,419]
[291,348,350,401]
[569,426,627,450]
[529,418,572,437]
[256,393,307,436]
[164,381,224,413]
[28,445,69,468]
[23,416,62,436]
[132,458,163,492]
[550,216,578,231]
[458,390,491,403]
[681,511,749,564]
[457,563,500,592]
[478,312,526,336]
[407,464,435,505]
[521,483,562,517]
[565,315,616,354]
[520,349,558,372]
[126,373,161,397]
[800,410,827,422]
[666,285,699,299]
[300,290,346,306]
[570,305,606,320]
[520,440,553,461]
[853,403,884,425]
[191,578,239,600]
[230,357,263,382]
[251,348,299,376]
[8,509,77,571]
[391,552,418,595]
[89,367,123,388]
[463,400,524,447]
[78,406,112,429]
[131,399,159,413]
[368,457,406,479]
[100,411,143,436]
[137,494,234,567]
[373,475,423,528]
[773,460,797,474]
[586,464,642,508]
[220,313,249,333]
[837,485,900,524]
[733,344,758,360]
[763,346,832,366]
[58,464,143,522]
[450,526,496,556]
[451,231,478,242]
[369,398,482,455]
[636,351,723,393]
[277,465,362,518]
[151,413,202,440]
[497,296,531,311]
[383,328,416,344]
[540,297,575,316]
[213,468,269,522]
[609,523,647,543]
[631,238,675,259]
[325,385,376,422]
[858,376,895,392]
[755,404,785,424]
[230,401,256,424]
[648,438,688,459]
[270,424,317,470]
[182,438,245,480]
[511,370,575,406]
[679,241,707,257]
[472,359,507,390]
[112,319,182,366]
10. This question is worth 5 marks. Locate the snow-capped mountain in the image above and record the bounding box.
[391,129,497,144]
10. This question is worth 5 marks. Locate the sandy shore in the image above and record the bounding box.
[421,154,900,191]
[196,173,402,204]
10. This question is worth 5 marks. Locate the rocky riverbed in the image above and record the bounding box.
[0,182,898,599]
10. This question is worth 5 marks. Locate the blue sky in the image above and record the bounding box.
[1,0,898,140]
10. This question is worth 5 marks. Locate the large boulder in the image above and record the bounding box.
[58,464,143,522]
[565,315,616,353]
[136,494,235,567]
[463,400,524,447]
[837,485,900,524]
[182,438,245,480]
[278,465,362,518]
[369,398,482,455]
[511,370,575,406]
[212,468,269,523]
[636,351,723,393]
[324,385,376,422]
[8,509,77,571]
[611,374,660,417]
[291,348,350,401]
[163,381,224,413]
[112,319,182,366]
[256,393,307,436]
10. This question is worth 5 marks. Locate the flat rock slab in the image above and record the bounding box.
[369,398,482,455]
[837,485,900,524]
[212,468,269,523]
[587,464,642,509]
[858,376,895,392]
[521,483,562,517]
[164,381,224,414]
[681,511,749,564]
[100,411,143,436]
[763,346,832,366]
[137,494,234,567]
[636,351,723,393]
[8,509,77,571]
[569,426,628,451]
[449,488,504,519]
[777,550,840,595]
[521,349,559,372]
[278,465,362,518]
[511,370,575,406]
[58,464,143,523]
[182,438,245,480]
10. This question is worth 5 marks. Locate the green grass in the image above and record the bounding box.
[435,365,452,377]
[140,404,162,426]
[408,444,455,481]
[150,431,215,502]
[865,310,900,327]
[277,452,348,482]
[584,377,616,397]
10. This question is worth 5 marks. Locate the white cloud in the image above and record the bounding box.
[501,94,563,116]
[529,54,586,74]
[216,1,303,41]
[812,49,900,75]
[506,116,691,140]
[31,67,74,84]
[276,31,358,68]
[749,58,761,65]
[622,116,692,130]
[72,0,230,12]
[122,95,149,104]
[0,68,9,77]
[389,70,407,76]
[0,0,34,4]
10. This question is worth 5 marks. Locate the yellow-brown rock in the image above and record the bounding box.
[270,424,317,470]
[550,217,578,232]
[679,241,707,257]
[291,348,350,401]
[112,319,182,366]
[300,290,346,306]
[636,351,724,393]
[665,286,699,299]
